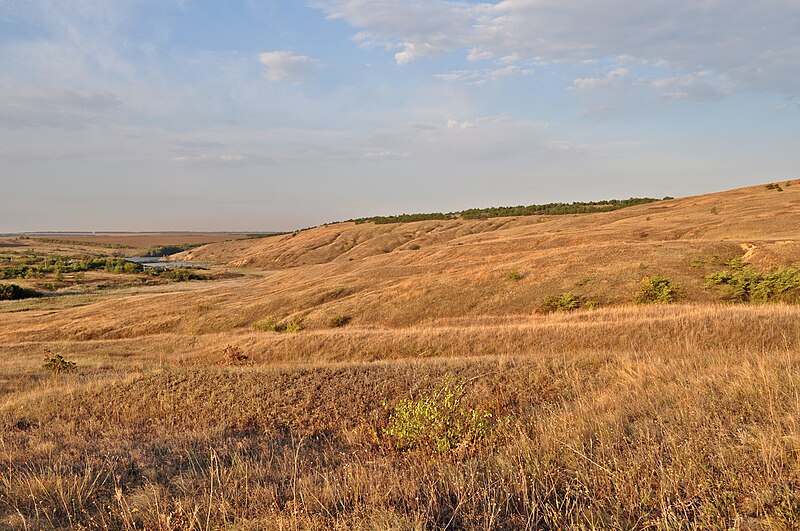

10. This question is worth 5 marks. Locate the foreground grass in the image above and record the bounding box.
[2,306,800,529]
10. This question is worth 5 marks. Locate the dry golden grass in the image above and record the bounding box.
[2,183,800,529]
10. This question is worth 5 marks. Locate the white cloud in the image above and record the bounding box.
[258,51,319,83]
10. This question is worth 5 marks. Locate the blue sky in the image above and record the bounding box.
[1,0,799,231]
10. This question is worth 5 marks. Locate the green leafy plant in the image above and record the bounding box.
[42,354,77,374]
[384,376,494,453]
[634,275,679,304]
[539,291,583,313]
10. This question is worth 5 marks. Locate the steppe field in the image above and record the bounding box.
[3,182,800,530]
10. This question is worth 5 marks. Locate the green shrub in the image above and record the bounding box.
[0,283,40,300]
[584,300,601,310]
[42,354,77,374]
[706,260,800,303]
[765,183,784,192]
[540,291,583,313]
[506,270,523,281]
[634,275,679,304]
[384,376,493,453]
[328,314,351,328]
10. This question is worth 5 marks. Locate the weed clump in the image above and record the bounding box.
[539,291,583,313]
[634,275,679,304]
[706,259,800,303]
[765,183,784,192]
[42,354,77,374]
[328,314,351,328]
[384,376,494,453]
[218,345,248,366]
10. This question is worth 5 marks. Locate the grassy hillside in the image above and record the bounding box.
[2,182,800,529]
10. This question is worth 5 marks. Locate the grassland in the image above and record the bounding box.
[2,182,800,529]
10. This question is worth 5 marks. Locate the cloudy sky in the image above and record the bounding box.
[1,0,799,231]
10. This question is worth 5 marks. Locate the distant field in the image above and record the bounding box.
[27,232,254,249]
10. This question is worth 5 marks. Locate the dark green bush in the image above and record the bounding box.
[634,276,679,304]
[0,283,40,300]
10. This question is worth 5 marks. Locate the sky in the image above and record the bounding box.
[1,0,799,231]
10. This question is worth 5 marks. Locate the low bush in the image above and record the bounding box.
[42,354,77,374]
[384,376,494,453]
[634,275,679,304]
[539,291,583,313]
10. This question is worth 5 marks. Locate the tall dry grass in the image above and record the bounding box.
[2,304,800,529]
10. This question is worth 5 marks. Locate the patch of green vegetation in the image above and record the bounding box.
[539,291,584,313]
[0,283,41,300]
[634,275,680,304]
[706,259,800,303]
[349,197,662,224]
[766,183,784,192]
[42,354,77,374]
[384,376,494,453]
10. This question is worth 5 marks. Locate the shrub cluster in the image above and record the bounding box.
[765,183,784,192]
[706,259,800,303]
[384,376,494,453]
[634,275,680,304]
